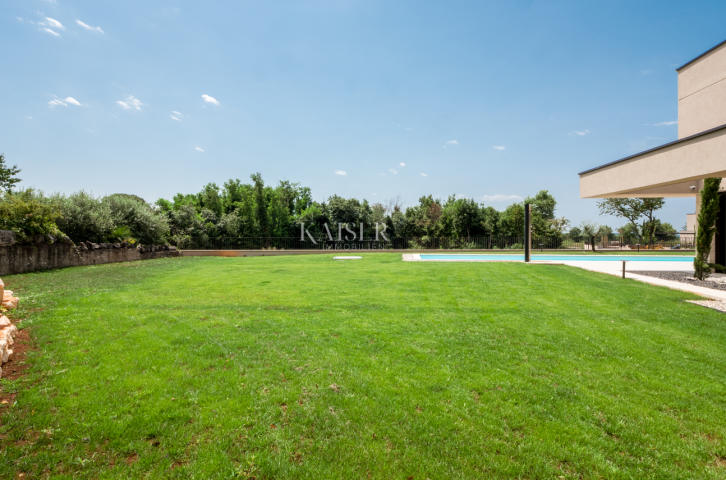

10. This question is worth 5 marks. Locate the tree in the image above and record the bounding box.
[694,178,722,280]
[568,226,582,242]
[548,217,571,237]
[0,154,21,193]
[479,206,501,236]
[251,173,269,237]
[450,197,480,239]
[597,198,665,245]
[525,190,556,220]
[580,221,601,252]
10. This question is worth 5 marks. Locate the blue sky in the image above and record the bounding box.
[2,0,725,230]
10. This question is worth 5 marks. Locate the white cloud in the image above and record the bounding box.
[45,18,65,30]
[195,147,204,152]
[569,129,590,136]
[372,193,377,196]
[170,115,181,121]
[405,127,411,130]
[480,194,523,202]
[640,69,651,75]
[389,169,397,174]
[335,170,347,176]
[446,140,458,145]
[76,20,103,33]
[43,28,60,36]
[172,111,182,116]
[48,96,82,107]
[170,111,185,121]
[493,146,505,150]
[202,94,219,106]
[649,121,678,126]
[116,96,145,110]
[399,162,405,167]
[420,173,428,177]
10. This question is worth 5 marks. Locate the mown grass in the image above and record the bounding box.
[0,254,724,479]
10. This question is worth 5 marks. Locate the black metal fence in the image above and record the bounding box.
[176,234,694,251]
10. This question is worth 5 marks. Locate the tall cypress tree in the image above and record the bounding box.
[694,178,721,280]
[251,173,269,237]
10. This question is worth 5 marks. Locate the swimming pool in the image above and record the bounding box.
[418,254,694,262]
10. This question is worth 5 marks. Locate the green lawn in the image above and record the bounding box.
[1,254,724,479]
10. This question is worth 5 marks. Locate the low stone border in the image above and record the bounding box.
[0,278,20,378]
[632,271,726,292]
[686,300,726,313]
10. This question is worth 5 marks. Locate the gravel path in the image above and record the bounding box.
[631,271,726,292]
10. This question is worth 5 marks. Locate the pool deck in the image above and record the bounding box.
[403,254,726,301]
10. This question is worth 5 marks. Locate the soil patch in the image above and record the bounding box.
[0,325,32,417]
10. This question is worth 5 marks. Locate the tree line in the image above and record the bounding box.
[0,155,677,246]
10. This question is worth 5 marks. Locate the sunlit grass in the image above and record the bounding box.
[0,254,723,479]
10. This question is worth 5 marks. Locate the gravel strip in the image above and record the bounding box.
[686,300,726,313]
[631,271,726,292]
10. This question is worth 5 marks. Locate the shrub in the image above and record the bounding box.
[0,189,64,242]
[54,191,114,243]
[104,195,169,244]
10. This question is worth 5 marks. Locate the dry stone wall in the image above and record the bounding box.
[0,231,179,276]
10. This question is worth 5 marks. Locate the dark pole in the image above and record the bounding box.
[524,203,531,262]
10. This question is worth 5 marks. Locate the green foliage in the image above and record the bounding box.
[0,189,63,242]
[694,178,721,280]
[110,226,134,244]
[251,173,270,236]
[0,154,21,193]
[104,194,169,244]
[580,220,601,252]
[54,191,114,243]
[597,198,665,244]
[156,176,567,245]
[53,192,168,244]
[568,226,582,241]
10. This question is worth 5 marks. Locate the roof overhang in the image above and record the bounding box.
[579,123,726,198]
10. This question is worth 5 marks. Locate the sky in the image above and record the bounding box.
[2,0,725,230]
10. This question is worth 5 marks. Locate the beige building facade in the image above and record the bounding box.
[579,39,726,263]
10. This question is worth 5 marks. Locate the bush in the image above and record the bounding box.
[54,191,114,243]
[54,191,170,244]
[0,189,64,242]
[104,195,169,244]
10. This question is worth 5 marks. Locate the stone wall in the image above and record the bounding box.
[0,236,179,276]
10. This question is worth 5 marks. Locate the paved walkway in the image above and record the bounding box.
[404,254,726,301]
[558,260,726,301]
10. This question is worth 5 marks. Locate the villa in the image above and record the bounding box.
[579,39,726,263]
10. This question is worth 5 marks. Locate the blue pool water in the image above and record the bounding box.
[419,254,694,262]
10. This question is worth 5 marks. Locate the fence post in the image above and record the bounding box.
[524,204,531,262]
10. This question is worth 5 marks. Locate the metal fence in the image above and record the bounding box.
[176,234,694,251]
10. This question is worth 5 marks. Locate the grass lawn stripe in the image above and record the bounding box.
[0,254,725,478]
